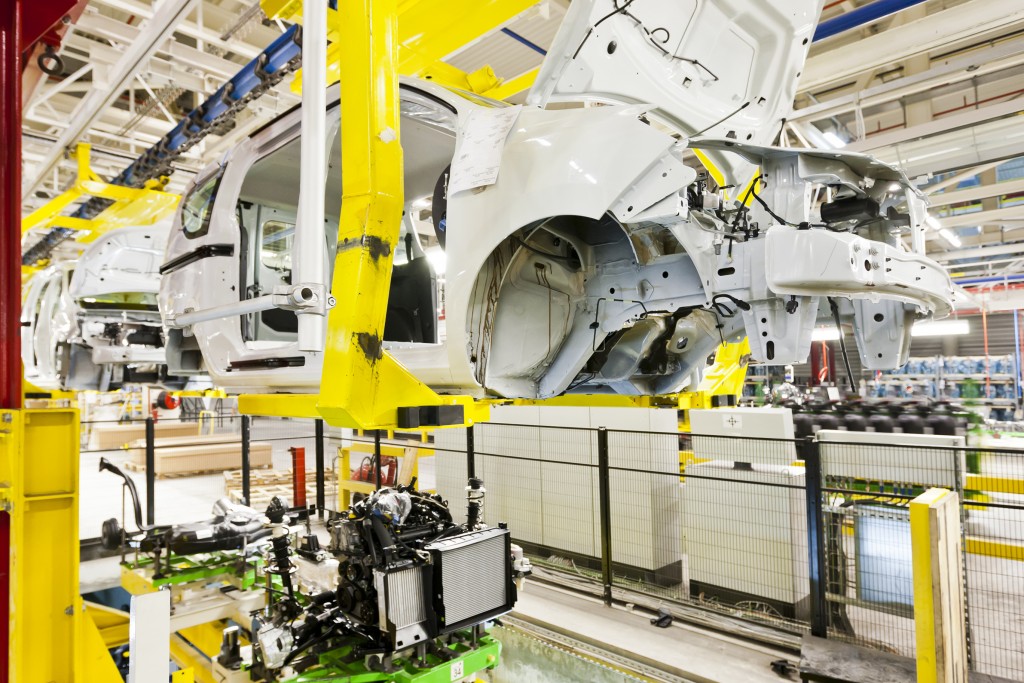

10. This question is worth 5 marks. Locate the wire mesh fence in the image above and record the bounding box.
[431,413,1024,681]
[76,405,1024,681]
[961,445,1024,680]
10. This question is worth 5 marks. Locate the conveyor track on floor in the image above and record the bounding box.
[498,615,698,683]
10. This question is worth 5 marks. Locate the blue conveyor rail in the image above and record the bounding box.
[73,24,304,219]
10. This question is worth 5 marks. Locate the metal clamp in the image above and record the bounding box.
[271,283,335,316]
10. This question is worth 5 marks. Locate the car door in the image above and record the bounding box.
[20,271,49,377]
[527,0,822,189]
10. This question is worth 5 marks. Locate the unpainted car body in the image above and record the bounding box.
[159,0,954,398]
[22,224,172,390]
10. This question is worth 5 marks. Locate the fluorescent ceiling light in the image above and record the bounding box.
[911,319,969,337]
[425,246,446,275]
[925,215,941,230]
[822,131,847,148]
[811,326,840,341]
[939,228,962,248]
[810,320,969,340]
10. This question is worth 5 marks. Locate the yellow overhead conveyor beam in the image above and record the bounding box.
[261,0,538,98]
[20,144,180,274]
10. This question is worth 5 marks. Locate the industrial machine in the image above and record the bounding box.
[99,457,530,682]
[159,0,954,401]
[21,223,174,391]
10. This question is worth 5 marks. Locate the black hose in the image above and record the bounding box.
[828,297,855,391]
[99,457,148,531]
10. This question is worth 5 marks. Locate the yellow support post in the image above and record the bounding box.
[678,338,751,431]
[315,0,486,430]
[910,488,968,683]
[0,409,120,681]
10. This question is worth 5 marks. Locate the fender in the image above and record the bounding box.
[445,104,698,397]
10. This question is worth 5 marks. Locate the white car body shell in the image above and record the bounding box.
[158,0,954,397]
[21,224,172,390]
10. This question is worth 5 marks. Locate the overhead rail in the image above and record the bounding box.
[65,0,536,226]
[21,144,179,267]
[814,0,930,41]
[74,23,304,219]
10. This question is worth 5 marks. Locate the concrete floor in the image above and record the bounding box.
[502,582,794,683]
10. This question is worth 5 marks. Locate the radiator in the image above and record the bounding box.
[425,527,514,632]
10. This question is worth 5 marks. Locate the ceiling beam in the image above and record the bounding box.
[790,38,1024,124]
[22,0,200,201]
[938,206,1024,230]
[930,178,1024,207]
[847,97,1024,154]
[69,16,246,81]
[932,241,1024,262]
[925,161,1005,195]
[799,0,1024,93]
[83,0,273,60]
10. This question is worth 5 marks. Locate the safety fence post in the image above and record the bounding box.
[241,415,251,506]
[802,436,828,638]
[145,417,156,526]
[597,427,613,606]
[911,488,968,683]
[374,430,382,491]
[315,419,325,517]
[466,424,476,480]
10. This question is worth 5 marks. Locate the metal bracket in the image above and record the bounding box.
[271,283,335,316]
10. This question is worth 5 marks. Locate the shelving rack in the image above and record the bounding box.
[869,355,1020,413]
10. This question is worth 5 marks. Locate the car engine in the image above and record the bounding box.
[245,484,530,680]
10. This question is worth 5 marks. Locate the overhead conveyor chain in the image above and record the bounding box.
[21,227,77,266]
[74,23,305,220]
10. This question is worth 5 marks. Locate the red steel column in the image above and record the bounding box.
[290,446,306,508]
[0,0,21,412]
[0,1,19,678]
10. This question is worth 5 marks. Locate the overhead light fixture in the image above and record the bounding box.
[939,228,962,248]
[822,131,847,149]
[811,326,841,341]
[425,246,446,275]
[810,320,969,340]
[911,319,969,337]
[925,215,941,230]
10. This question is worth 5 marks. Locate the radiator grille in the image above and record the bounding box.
[385,566,426,629]
[437,531,508,625]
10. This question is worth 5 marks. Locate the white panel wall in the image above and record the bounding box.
[435,406,681,572]
[683,462,808,604]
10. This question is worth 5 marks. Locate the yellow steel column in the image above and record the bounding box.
[0,409,120,681]
[317,0,485,429]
